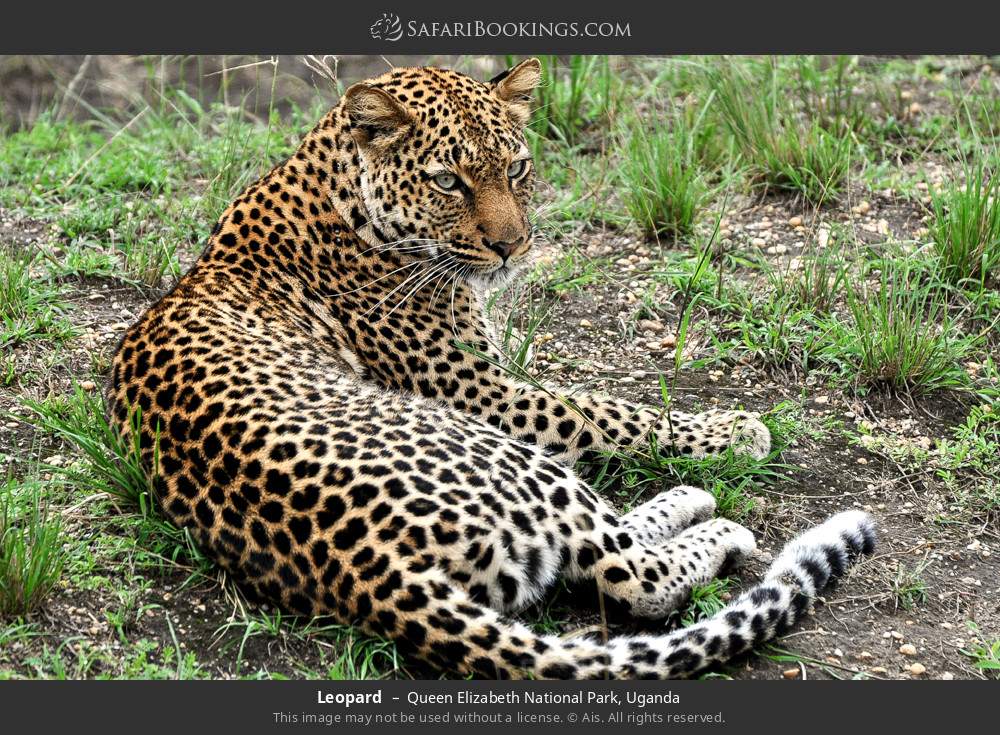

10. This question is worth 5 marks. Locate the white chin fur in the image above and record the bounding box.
[463,263,525,291]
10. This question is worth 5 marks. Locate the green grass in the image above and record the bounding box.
[771,250,849,314]
[0,478,67,618]
[716,287,841,373]
[586,444,764,523]
[851,399,999,522]
[517,56,620,235]
[843,262,977,394]
[530,146,617,235]
[524,55,616,148]
[789,56,869,136]
[13,633,208,680]
[950,74,1000,148]
[18,387,203,569]
[961,622,1000,679]
[0,619,39,650]
[62,196,182,287]
[929,161,1000,287]
[689,246,984,396]
[933,401,1000,517]
[617,101,715,241]
[531,248,611,294]
[21,387,152,506]
[677,247,847,375]
[937,401,1000,474]
[710,60,854,203]
[679,576,733,627]
[891,560,930,611]
[485,281,553,378]
[939,402,1000,474]
[49,194,184,287]
[214,610,401,680]
[709,250,849,372]
[0,250,76,348]
[0,98,307,290]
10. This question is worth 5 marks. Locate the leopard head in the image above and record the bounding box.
[334,59,541,287]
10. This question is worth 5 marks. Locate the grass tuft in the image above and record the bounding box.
[679,577,734,627]
[772,251,848,314]
[0,478,67,618]
[618,101,715,241]
[844,263,976,394]
[526,55,615,148]
[891,560,930,611]
[0,250,76,348]
[584,425,791,525]
[710,60,853,203]
[21,387,153,506]
[929,162,1000,287]
[18,387,200,566]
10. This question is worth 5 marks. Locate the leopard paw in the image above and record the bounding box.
[696,410,771,460]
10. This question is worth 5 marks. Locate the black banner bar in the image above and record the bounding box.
[2,0,1000,54]
[0,680,994,733]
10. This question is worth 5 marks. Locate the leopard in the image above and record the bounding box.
[108,58,876,679]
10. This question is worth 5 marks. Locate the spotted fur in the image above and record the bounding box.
[108,60,876,678]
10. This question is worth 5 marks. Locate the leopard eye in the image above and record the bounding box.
[507,159,528,179]
[433,172,460,191]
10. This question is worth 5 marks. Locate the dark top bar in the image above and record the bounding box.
[2,0,999,54]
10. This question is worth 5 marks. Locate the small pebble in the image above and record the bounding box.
[80,380,97,392]
[787,216,802,227]
[899,643,917,656]
[782,668,800,679]
[908,663,926,676]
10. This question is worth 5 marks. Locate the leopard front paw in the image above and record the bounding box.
[660,410,772,460]
[721,411,772,460]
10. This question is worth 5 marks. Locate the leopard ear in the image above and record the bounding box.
[489,58,541,126]
[343,83,412,150]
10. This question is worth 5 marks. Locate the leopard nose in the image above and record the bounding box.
[483,237,525,262]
